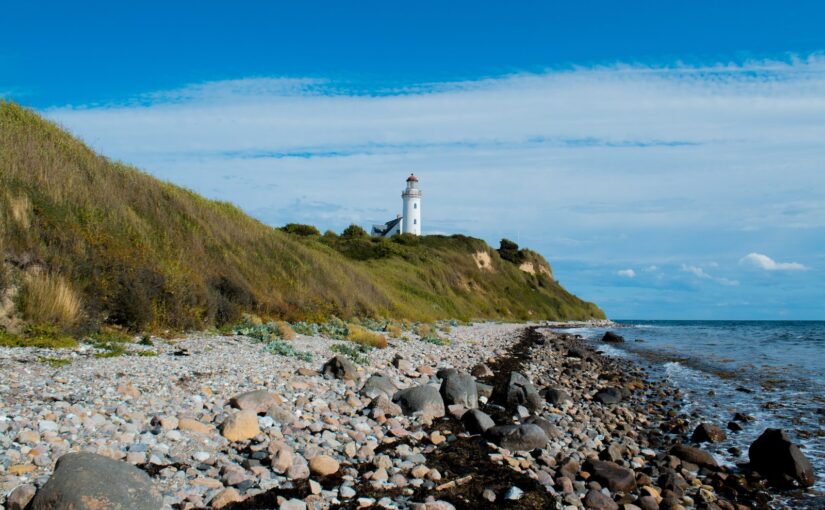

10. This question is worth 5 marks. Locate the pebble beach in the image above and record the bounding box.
[0,322,817,509]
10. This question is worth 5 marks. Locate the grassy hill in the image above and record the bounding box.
[0,101,604,337]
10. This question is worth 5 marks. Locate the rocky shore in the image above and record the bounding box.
[0,322,817,509]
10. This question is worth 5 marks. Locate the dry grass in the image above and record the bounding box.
[275,320,296,340]
[9,195,31,228]
[20,272,82,328]
[385,324,402,338]
[347,324,388,349]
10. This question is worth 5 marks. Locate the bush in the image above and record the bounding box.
[385,324,402,338]
[280,223,321,236]
[264,340,312,361]
[346,324,388,349]
[319,316,349,340]
[341,224,368,238]
[20,272,82,328]
[38,356,71,367]
[330,342,372,364]
[292,321,319,336]
[498,238,525,264]
[275,320,296,340]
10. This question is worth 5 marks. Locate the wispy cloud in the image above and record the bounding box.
[739,253,809,271]
[681,264,740,286]
[617,269,636,278]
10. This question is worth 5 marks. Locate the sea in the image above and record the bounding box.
[558,320,825,506]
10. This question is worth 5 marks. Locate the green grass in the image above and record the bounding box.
[0,100,604,338]
[0,325,78,348]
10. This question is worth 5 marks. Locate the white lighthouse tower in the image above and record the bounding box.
[401,173,422,235]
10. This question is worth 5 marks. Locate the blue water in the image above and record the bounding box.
[561,320,825,498]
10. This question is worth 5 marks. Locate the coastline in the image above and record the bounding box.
[0,322,818,509]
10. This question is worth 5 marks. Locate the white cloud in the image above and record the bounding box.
[739,253,809,271]
[617,269,636,278]
[681,264,739,286]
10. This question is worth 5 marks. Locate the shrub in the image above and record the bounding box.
[139,335,154,346]
[341,224,368,238]
[264,340,312,361]
[330,342,372,364]
[319,316,349,340]
[346,324,388,349]
[280,223,321,237]
[275,320,296,340]
[20,272,82,328]
[292,321,319,336]
[385,324,402,338]
[498,238,524,264]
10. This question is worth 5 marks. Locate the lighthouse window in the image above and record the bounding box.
[414,219,417,225]
[414,203,417,209]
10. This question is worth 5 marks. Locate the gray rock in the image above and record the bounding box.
[439,370,478,408]
[669,444,718,469]
[471,363,494,378]
[229,389,276,414]
[7,484,36,510]
[543,387,572,405]
[485,424,548,451]
[460,409,495,434]
[594,387,623,404]
[503,486,523,500]
[497,371,542,412]
[360,374,397,399]
[583,459,636,492]
[601,331,625,343]
[476,383,493,399]
[393,385,445,418]
[30,452,163,510]
[322,355,358,380]
[692,423,727,443]
[749,428,815,487]
[525,416,562,439]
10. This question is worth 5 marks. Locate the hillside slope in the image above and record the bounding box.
[0,101,604,333]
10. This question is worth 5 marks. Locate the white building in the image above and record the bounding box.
[371,174,422,237]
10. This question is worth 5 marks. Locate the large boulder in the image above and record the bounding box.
[322,355,358,381]
[229,390,276,414]
[485,424,548,451]
[583,459,636,492]
[460,409,495,434]
[392,385,445,418]
[30,452,163,510]
[496,372,543,412]
[669,444,718,469]
[594,387,623,404]
[439,370,478,408]
[748,428,815,487]
[692,423,727,443]
[601,331,625,343]
[360,374,397,399]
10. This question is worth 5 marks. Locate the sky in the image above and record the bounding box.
[2,1,824,319]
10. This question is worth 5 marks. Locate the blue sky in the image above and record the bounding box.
[3,1,824,319]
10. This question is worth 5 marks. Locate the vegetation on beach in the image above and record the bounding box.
[0,101,604,342]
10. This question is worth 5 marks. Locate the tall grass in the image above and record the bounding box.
[20,272,82,328]
[346,324,388,349]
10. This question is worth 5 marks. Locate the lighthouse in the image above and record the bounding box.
[401,174,422,235]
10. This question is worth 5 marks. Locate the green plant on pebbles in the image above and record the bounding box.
[330,343,373,364]
[37,356,71,367]
[0,325,78,349]
[263,340,313,362]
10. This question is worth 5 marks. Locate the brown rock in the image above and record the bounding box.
[221,411,260,442]
[116,383,141,398]
[228,390,276,413]
[7,484,36,510]
[178,417,214,435]
[309,455,340,476]
[211,487,244,508]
